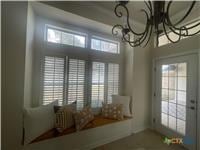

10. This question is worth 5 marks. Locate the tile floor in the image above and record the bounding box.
[94,129,187,150]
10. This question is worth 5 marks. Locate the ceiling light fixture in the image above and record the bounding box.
[112,1,200,47]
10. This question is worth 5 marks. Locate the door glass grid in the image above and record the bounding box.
[161,63,187,135]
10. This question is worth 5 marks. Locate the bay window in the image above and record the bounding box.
[41,25,121,109]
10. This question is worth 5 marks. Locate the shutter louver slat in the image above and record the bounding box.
[68,59,85,110]
[42,56,65,105]
[107,63,119,103]
[91,62,105,108]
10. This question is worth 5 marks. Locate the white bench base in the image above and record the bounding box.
[23,119,132,150]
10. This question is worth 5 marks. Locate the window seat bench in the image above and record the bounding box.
[23,116,132,150]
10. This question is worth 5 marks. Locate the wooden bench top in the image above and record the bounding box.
[30,116,132,144]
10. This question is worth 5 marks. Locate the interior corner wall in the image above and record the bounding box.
[124,39,153,133]
[124,43,134,97]
[2,2,28,150]
[24,3,35,108]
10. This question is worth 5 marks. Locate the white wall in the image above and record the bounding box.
[24,4,35,108]
[2,2,28,149]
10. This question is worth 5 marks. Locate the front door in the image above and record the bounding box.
[155,54,198,150]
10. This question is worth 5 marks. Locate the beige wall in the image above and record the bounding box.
[124,43,134,97]
[41,1,120,27]
[2,2,28,149]
[198,51,200,150]
[24,4,35,108]
[132,44,152,132]
[153,35,200,58]
[124,39,153,132]
[0,2,1,148]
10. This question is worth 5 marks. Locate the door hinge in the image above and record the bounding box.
[153,118,156,123]
[154,92,156,97]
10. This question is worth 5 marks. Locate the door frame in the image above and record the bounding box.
[151,49,199,150]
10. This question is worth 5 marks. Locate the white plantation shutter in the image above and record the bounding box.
[107,63,119,103]
[68,59,85,110]
[91,62,105,108]
[42,56,65,105]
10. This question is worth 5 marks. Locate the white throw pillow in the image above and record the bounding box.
[23,100,58,144]
[112,95,132,117]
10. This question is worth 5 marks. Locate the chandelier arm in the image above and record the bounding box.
[181,26,189,36]
[144,0,153,19]
[164,19,200,36]
[122,32,144,45]
[120,19,150,44]
[130,23,150,47]
[121,34,136,47]
[121,29,141,44]
[114,4,147,35]
[111,24,144,45]
[125,36,138,47]
[148,1,152,12]
[114,3,124,18]
[166,1,196,27]
[112,24,124,36]
[167,25,187,37]
[163,21,182,44]
[122,32,145,47]
[123,21,150,45]
[122,33,137,44]
[143,23,153,47]
[128,41,138,47]
[168,24,200,36]
[144,1,151,13]
[126,6,150,36]
[136,22,151,46]
[165,12,200,31]
[173,21,200,30]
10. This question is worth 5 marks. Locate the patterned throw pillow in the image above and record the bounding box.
[55,103,76,132]
[102,103,124,120]
[74,107,94,131]
[112,95,132,117]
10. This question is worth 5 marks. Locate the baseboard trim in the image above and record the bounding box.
[132,125,150,134]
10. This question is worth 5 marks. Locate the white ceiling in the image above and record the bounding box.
[94,1,200,23]
[43,1,200,24]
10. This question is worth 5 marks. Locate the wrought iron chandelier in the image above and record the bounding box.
[112,1,200,47]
